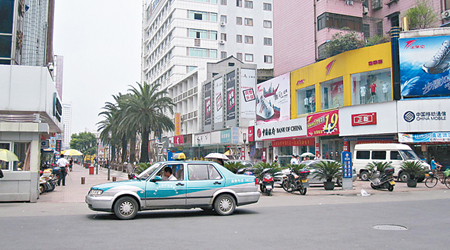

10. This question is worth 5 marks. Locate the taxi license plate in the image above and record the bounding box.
[302,179,309,183]
[389,180,395,185]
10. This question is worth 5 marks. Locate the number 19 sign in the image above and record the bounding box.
[307,109,339,137]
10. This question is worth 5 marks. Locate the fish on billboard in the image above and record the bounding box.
[400,36,450,97]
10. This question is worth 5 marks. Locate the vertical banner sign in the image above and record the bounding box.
[240,69,256,118]
[175,113,181,135]
[342,151,353,178]
[205,82,212,126]
[226,71,236,121]
[214,77,223,123]
[307,109,339,137]
[56,140,62,152]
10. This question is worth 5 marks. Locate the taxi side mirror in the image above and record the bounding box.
[151,176,162,182]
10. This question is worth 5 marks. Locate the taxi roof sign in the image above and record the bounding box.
[173,152,186,160]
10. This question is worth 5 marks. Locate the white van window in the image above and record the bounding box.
[372,151,386,160]
[399,150,419,160]
[390,151,402,160]
[356,151,370,159]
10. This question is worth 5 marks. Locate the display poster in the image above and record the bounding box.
[204,82,212,126]
[240,69,256,118]
[399,132,450,143]
[226,71,236,121]
[214,77,223,123]
[399,35,450,97]
[307,109,339,137]
[256,72,290,124]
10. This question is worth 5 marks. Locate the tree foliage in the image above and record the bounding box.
[70,132,97,155]
[324,31,365,58]
[404,0,438,30]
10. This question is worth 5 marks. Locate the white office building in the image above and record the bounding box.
[62,103,72,150]
[142,0,273,143]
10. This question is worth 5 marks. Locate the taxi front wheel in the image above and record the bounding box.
[214,194,236,216]
[114,196,138,220]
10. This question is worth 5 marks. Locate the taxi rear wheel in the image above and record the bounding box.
[214,194,236,216]
[114,196,138,220]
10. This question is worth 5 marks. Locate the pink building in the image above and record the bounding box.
[273,0,448,77]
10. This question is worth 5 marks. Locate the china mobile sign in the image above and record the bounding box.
[397,99,449,132]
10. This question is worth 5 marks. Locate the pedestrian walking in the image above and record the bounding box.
[56,154,69,186]
[69,158,73,172]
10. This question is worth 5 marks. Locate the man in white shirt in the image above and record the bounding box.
[290,155,298,165]
[162,167,177,181]
[56,154,69,186]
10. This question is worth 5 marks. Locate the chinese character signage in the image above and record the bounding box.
[174,135,184,145]
[255,118,307,140]
[220,129,232,144]
[399,132,450,143]
[226,71,236,121]
[399,35,450,97]
[240,69,256,118]
[175,113,181,135]
[352,112,377,126]
[256,72,290,124]
[341,151,352,178]
[204,82,212,126]
[307,109,339,137]
[214,77,223,123]
[397,99,449,132]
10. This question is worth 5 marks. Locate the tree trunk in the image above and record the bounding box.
[111,145,116,162]
[130,133,136,163]
[140,128,149,163]
[121,135,128,163]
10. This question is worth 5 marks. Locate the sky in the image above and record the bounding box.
[53,0,143,134]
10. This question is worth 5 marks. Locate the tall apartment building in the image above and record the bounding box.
[273,0,447,77]
[62,103,72,150]
[142,0,274,140]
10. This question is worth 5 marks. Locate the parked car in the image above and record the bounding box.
[86,160,260,220]
[273,160,357,187]
[227,160,254,168]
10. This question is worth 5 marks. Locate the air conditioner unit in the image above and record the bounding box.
[220,22,226,27]
[442,10,450,19]
[219,40,225,45]
[363,6,369,15]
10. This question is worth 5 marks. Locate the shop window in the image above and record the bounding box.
[351,68,392,105]
[0,142,30,171]
[297,86,316,115]
[321,77,344,110]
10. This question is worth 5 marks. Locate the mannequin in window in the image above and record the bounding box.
[382,82,389,101]
[309,94,315,112]
[368,75,377,103]
[304,95,310,112]
[360,85,367,104]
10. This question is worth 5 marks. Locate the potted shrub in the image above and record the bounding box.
[312,161,342,190]
[400,161,426,187]
[366,161,393,179]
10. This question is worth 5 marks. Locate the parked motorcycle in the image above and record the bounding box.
[259,168,274,196]
[39,168,58,194]
[370,167,395,191]
[281,168,310,195]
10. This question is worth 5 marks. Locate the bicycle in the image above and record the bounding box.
[424,169,450,188]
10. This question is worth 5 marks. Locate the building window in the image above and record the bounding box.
[211,13,218,22]
[221,51,227,59]
[189,48,217,58]
[244,18,253,26]
[363,24,370,39]
[236,0,242,7]
[245,35,253,44]
[317,12,362,32]
[351,68,392,105]
[221,15,227,23]
[210,31,218,40]
[321,77,344,110]
[244,0,253,8]
[236,17,242,25]
[210,49,217,58]
[236,34,242,43]
[245,53,253,62]
[263,3,272,11]
[264,55,272,63]
[190,11,206,20]
[189,29,207,39]
[237,53,243,61]
[376,21,383,36]
[221,33,227,41]
[297,86,316,115]
[221,0,227,5]
[264,37,272,46]
[263,20,272,28]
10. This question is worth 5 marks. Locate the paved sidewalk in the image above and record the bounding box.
[37,163,128,203]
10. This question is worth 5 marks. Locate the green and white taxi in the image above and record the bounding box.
[85,161,260,219]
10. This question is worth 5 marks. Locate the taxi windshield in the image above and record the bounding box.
[136,163,162,180]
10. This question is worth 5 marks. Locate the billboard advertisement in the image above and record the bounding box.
[307,109,339,137]
[256,72,290,124]
[204,82,212,126]
[399,132,450,143]
[399,35,450,97]
[214,77,223,123]
[397,98,449,133]
[226,71,236,121]
[240,69,256,118]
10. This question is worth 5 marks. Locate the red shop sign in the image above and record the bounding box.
[352,112,377,126]
[272,138,315,147]
[174,135,184,145]
[307,110,339,137]
[248,126,255,142]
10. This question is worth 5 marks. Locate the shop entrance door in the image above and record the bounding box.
[322,139,343,162]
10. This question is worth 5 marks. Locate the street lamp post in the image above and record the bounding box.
[243,133,247,160]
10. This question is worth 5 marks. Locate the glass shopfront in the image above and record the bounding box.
[321,77,344,110]
[351,68,392,105]
[297,85,316,115]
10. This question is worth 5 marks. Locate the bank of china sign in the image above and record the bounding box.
[255,117,307,140]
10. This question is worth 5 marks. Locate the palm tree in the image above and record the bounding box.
[124,82,175,163]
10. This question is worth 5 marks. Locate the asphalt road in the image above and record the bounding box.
[1,189,449,250]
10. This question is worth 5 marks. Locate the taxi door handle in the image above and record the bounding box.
[214,181,221,185]
[176,183,184,186]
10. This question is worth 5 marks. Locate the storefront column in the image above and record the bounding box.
[315,137,320,158]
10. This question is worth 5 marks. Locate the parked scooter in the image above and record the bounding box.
[370,167,395,191]
[259,168,274,196]
[281,168,310,195]
[39,168,58,194]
